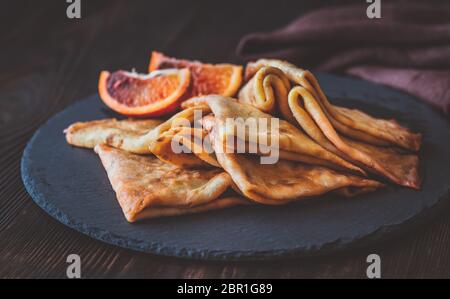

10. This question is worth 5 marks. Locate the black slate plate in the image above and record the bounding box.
[21,73,450,260]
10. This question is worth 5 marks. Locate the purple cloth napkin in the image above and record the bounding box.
[237,2,450,114]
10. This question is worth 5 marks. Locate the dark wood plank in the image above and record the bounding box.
[1,0,449,278]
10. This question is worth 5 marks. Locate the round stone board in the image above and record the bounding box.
[21,73,450,260]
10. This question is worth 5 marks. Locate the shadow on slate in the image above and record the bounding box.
[21,73,450,260]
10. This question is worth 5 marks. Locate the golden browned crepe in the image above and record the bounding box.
[147,126,213,168]
[64,55,422,221]
[168,126,221,167]
[65,107,216,168]
[246,59,422,151]
[213,152,383,205]
[241,62,421,189]
[287,86,420,189]
[95,144,247,222]
[238,66,294,123]
[182,95,366,175]
[65,118,163,153]
[181,95,384,204]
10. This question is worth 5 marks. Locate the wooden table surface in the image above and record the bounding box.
[1,0,449,279]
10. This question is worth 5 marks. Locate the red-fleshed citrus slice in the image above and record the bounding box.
[98,68,190,117]
[149,51,242,97]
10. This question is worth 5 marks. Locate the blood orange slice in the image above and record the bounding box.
[149,51,242,97]
[98,68,190,117]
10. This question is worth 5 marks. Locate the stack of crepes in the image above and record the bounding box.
[65,58,422,223]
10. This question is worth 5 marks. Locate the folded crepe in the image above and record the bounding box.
[240,63,421,189]
[181,95,384,204]
[182,95,365,175]
[65,96,386,220]
[95,144,247,222]
[238,66,294,123]
[165,126,221,168]
[65,98,363,175]
[245,59,422,152]
[213,151,384,205]
[65,107,216,168]
[148,119,224,169]
[65,118,163,153]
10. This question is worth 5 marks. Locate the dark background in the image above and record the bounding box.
[1,0,449,278]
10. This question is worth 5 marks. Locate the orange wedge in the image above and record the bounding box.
[149,51,243,98]
[98,69,190,117]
